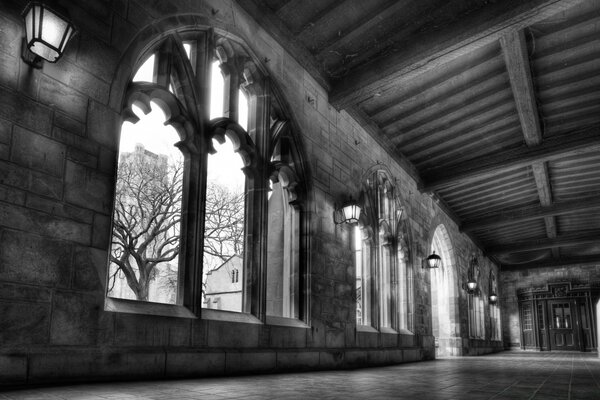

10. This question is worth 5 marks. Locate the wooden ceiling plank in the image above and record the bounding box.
[543,104,600,127]
[292,0,353,37]
[545,90,600,111]
[500,255,600,270]
[363,45,502,115]
[532,13,600,57]
[414,127,522,170]
[462,195,600,232]
[369,61,505,125]
[383,87,514,138]
[390,96,516,148]
[235,0,331,91]
[451,192,540,219]
[500,29,543,146]
[534,38,600,77]
[308,0,405,56]
[488,230,600,255]
[437,167,532,199]
[372,74,506,135]
[330,0,588,109]
[420,126,600,192]
[447,185,538,212]
[540,75,600,102]
[536,58,600,92]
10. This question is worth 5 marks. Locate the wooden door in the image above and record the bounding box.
[537,302,549,350]
[548,300,579,350]
[520,301,536,349]
[578,300,594,350]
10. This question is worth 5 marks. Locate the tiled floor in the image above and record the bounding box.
[1,352,599,399]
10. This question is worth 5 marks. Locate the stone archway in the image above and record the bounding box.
[430,223,461,356]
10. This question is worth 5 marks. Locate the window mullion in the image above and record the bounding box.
[243,77,270,320]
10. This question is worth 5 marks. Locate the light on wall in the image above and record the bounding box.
[333,200,361,225]
[463,254,479,295]
[489,293,498,304]
[21,1,77,68]
[489,270,498,304]
[424,250,441,269]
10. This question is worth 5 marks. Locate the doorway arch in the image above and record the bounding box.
[430,223,461,356]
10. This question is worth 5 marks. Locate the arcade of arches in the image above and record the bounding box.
[0,0,599,391]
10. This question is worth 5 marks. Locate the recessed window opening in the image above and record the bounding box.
[108,102,183,304]
[107,32,308,321]
[210,60,225,120]
[132,54,155,82]
[202,136,246,312]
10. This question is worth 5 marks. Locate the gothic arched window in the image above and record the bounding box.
[106,30,308,321]
[356,165,414,332]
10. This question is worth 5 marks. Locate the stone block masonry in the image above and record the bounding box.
[0,0,503,386]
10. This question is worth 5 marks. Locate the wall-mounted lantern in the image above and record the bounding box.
[463,254,480,295]
[424,250,441,269]
[333,199,361,225]
[489,270,498,304]
[22,1,77,68]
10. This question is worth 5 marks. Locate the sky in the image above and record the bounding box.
[120,52,247,191]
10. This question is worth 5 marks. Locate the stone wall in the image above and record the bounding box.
[500,264,600,348]
[0,0,501,386]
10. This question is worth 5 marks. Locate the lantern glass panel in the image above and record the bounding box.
[467,281,477,291]
[342,204,360,223]
[24,5,38,44]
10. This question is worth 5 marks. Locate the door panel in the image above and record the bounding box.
[548,301,579,351]
[537,302,548,350]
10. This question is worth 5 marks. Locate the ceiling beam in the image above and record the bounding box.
[501,255,600,270]
[345,107,421,185]
[420,126,600,192]
[329,0,587,110]
[488,231,600,255]
[235,0,330,91]
[531,162,561,257]
[461,195,600,232]
[500,29,542,146]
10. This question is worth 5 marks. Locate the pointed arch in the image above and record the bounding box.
[429,221,461,356]
[105,20,311,322]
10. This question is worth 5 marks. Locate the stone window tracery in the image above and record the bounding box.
[356,165,414,332]
[106,30,308,321]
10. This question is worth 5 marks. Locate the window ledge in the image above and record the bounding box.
[397,328,414,335]
[379,326,398,334]
[201,308,262,324]
[266,315,309,328]
[356,325,378,333]
[105,297,197,319]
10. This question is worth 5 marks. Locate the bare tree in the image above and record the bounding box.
[108,151,183,301]
[203,182,245,272]
[108,148,246,301]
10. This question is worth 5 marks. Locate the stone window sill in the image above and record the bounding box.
[356,325,378,333]
[105,297,197,318]
[266,315,309,328]
[201,308,263,324]
[379,326,398,334]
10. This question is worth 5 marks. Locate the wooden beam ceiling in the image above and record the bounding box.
[420,126,600,192]
[488,230,600,255]
[500,255,600,270]
[461,195,600,232]
[329,0,588,109]
[501,28,563,258]
[500,29,542,146]
[236,0,331,90]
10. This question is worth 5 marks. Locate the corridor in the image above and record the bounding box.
[2,352,599,399]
